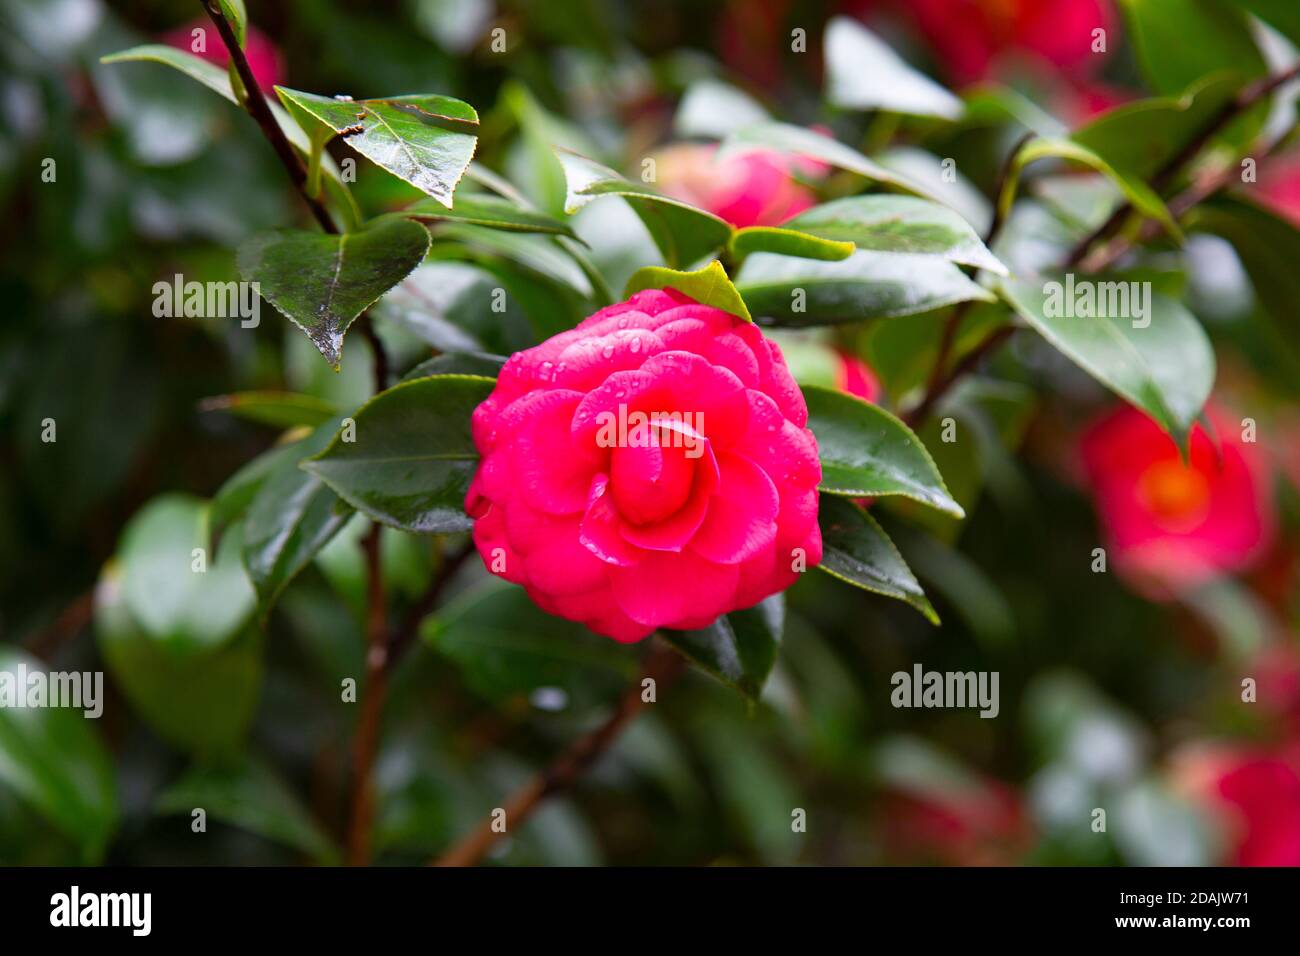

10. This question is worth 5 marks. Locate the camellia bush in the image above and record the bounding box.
[3,0,1300,868]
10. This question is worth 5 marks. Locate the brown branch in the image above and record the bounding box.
[24,589,95,660]
[345,522,387,865]
[432,642,686,867]
[1065,61,1300,268]
[905,325,1016,427]
[387,538,476,664]
[199,0,336,233]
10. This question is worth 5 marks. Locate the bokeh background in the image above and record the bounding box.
[2,0,1299,866]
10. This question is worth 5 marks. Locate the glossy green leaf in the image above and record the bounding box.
[816,497,937,624]
[998,274,1215,439]
[0,648,117,863]
[211,438,310,532]
[718,122,936,200]
[624,260,752,321]
[243,422,353,619]
[400,193,576,236]
[95,563,263,756]
[556,148,733,267]
[116,495,256,652]
[1121,0,1266,97]
[402,351,506,381]
[1072,73,1241,180]
[430,223,593,298]
[238,218,431,368]
[735,250,994,326]
[728,227,855,263]
[275,87,478,205]
[100,46,348,192]
[1000,138,1180,239]
[156,757,339,864]
[803,384,965,517]
[422,582,636,708]
[782,195,1008,274]
[674,78,770,138]
[824,17,964,119]
[199,391,338,429]
[217,0,247,47]
[303,375,495,534]
[664,595,784,702]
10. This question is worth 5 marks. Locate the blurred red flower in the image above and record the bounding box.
[654,143,816,228]
[1079,404,1275,598]
[1255,151,1300,228]
[881,778,1029,865]
[1176,744,1300,866]
[834,349,881,404]
[165,18,284,92]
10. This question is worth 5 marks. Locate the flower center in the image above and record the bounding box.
[609,422,698,525]
[1137,459,1212,529]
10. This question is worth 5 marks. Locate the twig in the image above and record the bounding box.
[906,326,1016,427]
[1065,61,1300,268]
[345,522,387,866]
[199,0,336,232]
[387,539,476,664]
[906,135,1026,428]
[432,642,686,867]
[23,589,95,660]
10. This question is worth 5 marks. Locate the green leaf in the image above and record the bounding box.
[1072,73,1242,180]
[782,195,1008,274]
[199,391,338,429]
[735,250,995,326]
[816,497,937,624]
[0,648,117,863]
[1226,0,1300,48]
[422,582,636,708]
[303,375,495,534]
[238,217,431,368]
[95,563,263,756]
[1187,197,1300,385]
[719,122,937,200]
[156,757,339,864]
[557,148,733,268]
[803,384,965,517]
[824,17,964,119]
[211,439,309,532]
[1000,138,1181,239]
[400,193,576,236]
[216,0,248,47]
[664,595,784,702]
[274,87,479,205]
[116,495,256,652]
[674,78,770,138]
[99,46,348,189]
[101,44,235,102]
[728,226,855,263]
[402,351,506,381]
[430,223,593,298]
[1121,0,1266,97]
[624,260,752,321]
[998,274,1215,439]
[242,422,354,619]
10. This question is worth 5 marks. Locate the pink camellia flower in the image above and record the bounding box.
[465,289,823,642]
[1256,151,1300,228]
[834,349,881,404]
[165,19,284,91]
[1079,404,1275,597]
[654,144,817,229]
[1173,744,1300,866]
